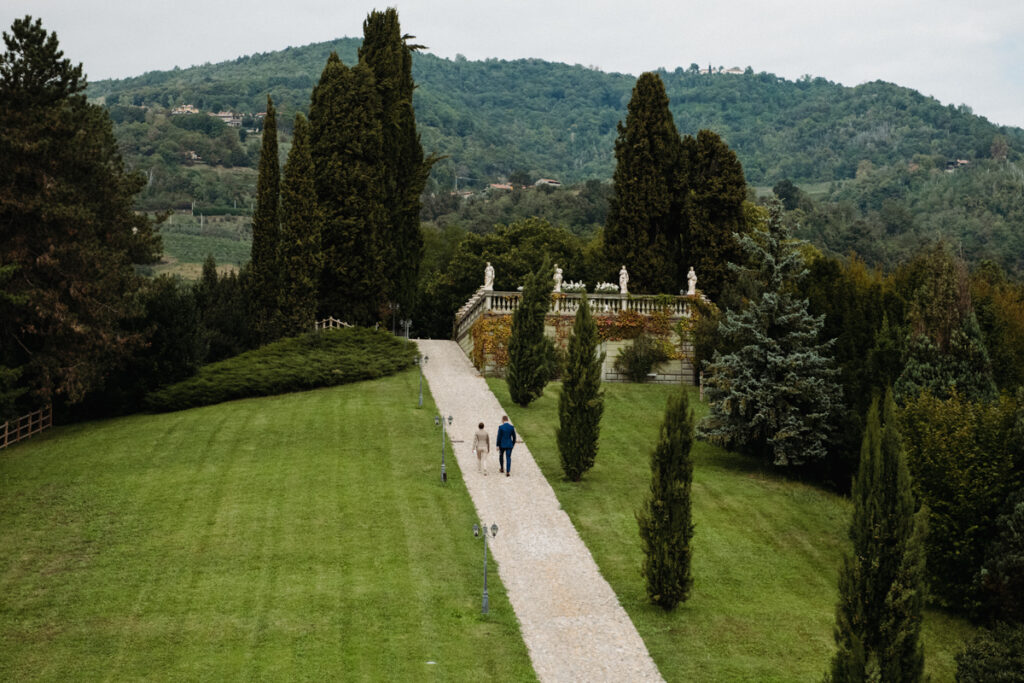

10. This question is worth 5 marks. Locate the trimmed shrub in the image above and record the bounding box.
[614,334,669,382]
[145,327,416,412]
[955,623,1024,683]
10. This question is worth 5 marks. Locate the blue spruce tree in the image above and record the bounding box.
[698,199,841,466]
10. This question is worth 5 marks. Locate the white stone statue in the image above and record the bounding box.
[619,265,629,294]
[553,264,563,292]
[687,266,698,296]
[483,261,495,290]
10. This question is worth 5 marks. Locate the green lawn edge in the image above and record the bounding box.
[490,379,975,682]
[1,371,535,681]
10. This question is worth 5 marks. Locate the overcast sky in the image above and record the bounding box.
[9,1,1024,128]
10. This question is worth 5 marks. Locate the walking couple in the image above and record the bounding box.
[472,415,517,477]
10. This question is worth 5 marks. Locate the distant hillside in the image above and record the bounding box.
[89,37,1024,193]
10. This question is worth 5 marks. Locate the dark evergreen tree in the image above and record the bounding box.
[955,623,1024,683]
[637,388,695,609]
[309,53,387,326]
[249,94,280,343]
[684,129,748,302]
[698,200,841,466]
[194,256,250,363]
[604,72,684,294]
[892,242,996,403]
[557,293,605,481]
[276,113,321,337]
[0,16,160,406]
[358,8,434,317]
[506,260,552,406]
[828,392,927,683]
[977,487,1024,623]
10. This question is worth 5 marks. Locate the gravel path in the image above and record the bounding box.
[417,340,663,683]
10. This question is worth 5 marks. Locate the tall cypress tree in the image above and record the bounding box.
[309,53,387,326]
[557,293,605,481]
[249,94,280,342]
[638,387,695,609]
[358,8,434,317]
[684,129,748,302]
[828,391,927,682]
[507,261,553,406]
[276,113,321,337]
[604,72,684,294]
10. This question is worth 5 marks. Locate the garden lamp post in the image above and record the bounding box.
[473,522,499,614]
[435,414,452,483]
[401,319,412,340]
[415,354,428,407]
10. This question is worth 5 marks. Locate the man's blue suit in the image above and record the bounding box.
[496,421,517,475]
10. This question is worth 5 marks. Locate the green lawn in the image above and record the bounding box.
[1,372,535,681]
[491,380,975,682]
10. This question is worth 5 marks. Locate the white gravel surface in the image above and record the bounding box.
[417,340,664,683]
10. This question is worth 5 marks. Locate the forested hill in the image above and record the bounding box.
[88,37,1024,189]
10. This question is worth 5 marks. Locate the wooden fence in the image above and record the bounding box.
[0,405,53,450]
[314,317,351,331]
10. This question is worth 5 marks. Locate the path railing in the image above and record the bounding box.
[314,316,351,331]
[1,405,53,450]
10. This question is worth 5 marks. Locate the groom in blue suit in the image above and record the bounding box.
[496,415,516,477]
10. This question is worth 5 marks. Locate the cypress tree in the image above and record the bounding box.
[276,113,321,337]
[309,53,387,326]
[638,388,695,609]
[249,95,280,342]
[684,129,748,302]
[828,391,927,682]
[557,293,605,481]
[359,8,434,316]
[604,72,684,294]
[507,261,553,406]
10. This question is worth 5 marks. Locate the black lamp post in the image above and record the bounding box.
[415,354,428,408]
[434,414,452,483]
[473,522,499,614]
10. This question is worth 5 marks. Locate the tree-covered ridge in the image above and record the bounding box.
[88,39,1024,189]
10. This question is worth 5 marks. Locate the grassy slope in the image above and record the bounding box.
[1,372,535,681]
[490,380,974,682]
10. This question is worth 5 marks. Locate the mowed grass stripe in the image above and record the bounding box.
[491,380,974,682]
[1,372,535,681]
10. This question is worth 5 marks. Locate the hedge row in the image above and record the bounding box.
[145,327,417,412]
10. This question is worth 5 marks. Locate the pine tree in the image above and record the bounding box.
[557,293,605,481]
[358,8,434,316]
[604,72,684,294]
[276,113,321,337]
[309,53,387,326]
[507,261,553,406]
[698,199,841,466]
[828,391,927,682]
[638,388,695,609]
[684,129,748,302]
[1,16,160,405]
[249,94,280,342]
